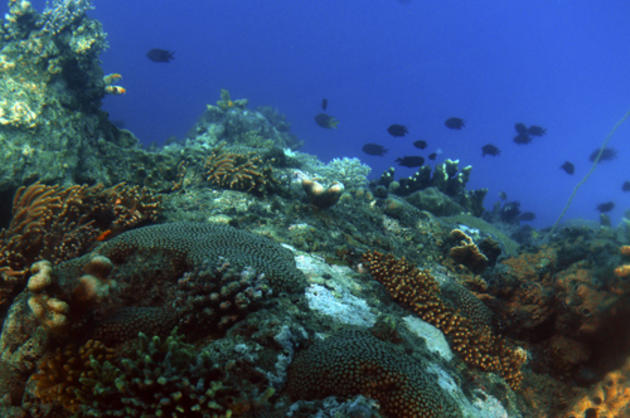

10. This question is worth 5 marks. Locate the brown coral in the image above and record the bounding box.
[363,250,525,389]
[205,143,273,194]
[448,228,489,273]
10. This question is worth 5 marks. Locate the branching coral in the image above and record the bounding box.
[362,251,526,389]
[205,143,274,194]
[173,257,272,335]
[78,333,240,417]
[31,339,115,414]
[31,333,260,417]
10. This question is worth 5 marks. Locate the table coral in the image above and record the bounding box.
[363,251,525,389]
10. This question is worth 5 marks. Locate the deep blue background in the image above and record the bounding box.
[19,1,630,227]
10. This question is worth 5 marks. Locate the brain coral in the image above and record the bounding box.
[286,330,458,418]
[56,222,305,296]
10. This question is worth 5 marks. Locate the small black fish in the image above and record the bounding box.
[596,201,615,213]
[518,212,536,221]
[362,143,388,156]
[499,191,507,201]
[560,161,575,175]
[396,156,424,167]
[589,147,617,162]
[387,124,408,137]
[514,123,528,134]
[513,133,532,145]
[428,152,437,161]
[444,117,465,130]
[413,140,428,149]
[481,144,500,157]
[321,98,328,111]
[528,125,546,136]
[146,48,174,63]
[314,113,339,129]
[623,181,630,192]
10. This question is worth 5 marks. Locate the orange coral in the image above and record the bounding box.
[564,356,630,417]
[363,250,525,389]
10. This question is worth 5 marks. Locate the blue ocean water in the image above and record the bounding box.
[15,0,630,228]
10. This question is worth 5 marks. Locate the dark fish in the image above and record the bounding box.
[596,201,615,213]
[528,125,546,136]
[518,212,536,221]
[513,133,532,145]
[413,140,428,149]
[314,113,339,129]
[481,144,500,157]
[321,98,328,111]
[499,191,507,201]
[387,124,408,137]
[560,161,575,175]
[514,123,528,134]
[362,143,388,156]
[395,156,424,167]
[623,181,630,192]
[428,152,437,161]
[444,117,465,130]
[146,48,174,63]
[589,147,617,162]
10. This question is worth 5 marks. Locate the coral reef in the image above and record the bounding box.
[287,330,459,417]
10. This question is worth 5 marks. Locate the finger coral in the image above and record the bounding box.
[363,250,525,389]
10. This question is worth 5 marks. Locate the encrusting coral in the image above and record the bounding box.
[362,250,526,389]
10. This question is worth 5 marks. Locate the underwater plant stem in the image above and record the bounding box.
[550,109,630,236]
